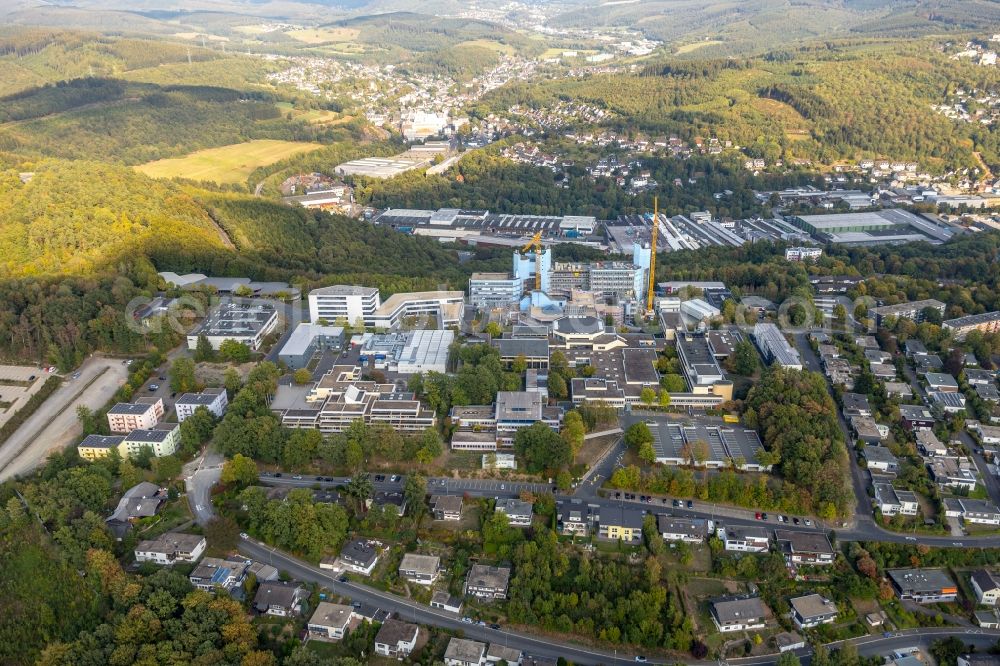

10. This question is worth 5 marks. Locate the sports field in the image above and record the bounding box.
[136,139,324,184]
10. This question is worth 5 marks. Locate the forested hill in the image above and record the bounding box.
[475,40,1000,173]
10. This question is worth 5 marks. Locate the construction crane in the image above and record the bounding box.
[521,231,544,292]
[646,196,658,317]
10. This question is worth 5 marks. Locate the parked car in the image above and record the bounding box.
[686,500,693,509]
[804,519,813,526]
[755,512,762,520]
[149,384,159,391]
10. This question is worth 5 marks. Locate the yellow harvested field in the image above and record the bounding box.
[675,40,722,54]
[136,140,324,184]
[286,27,360,44]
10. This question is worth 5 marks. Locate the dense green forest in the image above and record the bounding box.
[355,150,817,219]
[476,40,1000,172]
[0,78,354,164]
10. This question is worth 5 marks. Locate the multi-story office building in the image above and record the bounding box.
[587,261,645,300]
[468,273,523,309]
[308,285,380,326]
[371,291,465,329]
[753,323,803,370]
[186,301,279,351]
[494,391,562,447]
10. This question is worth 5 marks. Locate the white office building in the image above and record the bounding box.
[308,285,380,327]
[175,388,228,422]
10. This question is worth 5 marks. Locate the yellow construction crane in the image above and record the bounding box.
[646,196,658,316]
[521,231,544,292]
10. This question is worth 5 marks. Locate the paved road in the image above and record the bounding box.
[184,450,224,524]
[0,357,128,480]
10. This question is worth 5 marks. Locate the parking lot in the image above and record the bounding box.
[0,365,52,430]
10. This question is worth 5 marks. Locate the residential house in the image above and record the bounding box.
[775,530,836,566]
[929,458,978,492]
[900,405,936,431]
[444,638,487,666]
[972,570,1000,606]
[557,500,596,537]
[888,568,958,603]
[929,390,967,414]
[189,557,250,592]
[789,594,838,629]
[657,515,710,543]
[374,619,420,658]
[431,495,463,521]
[885,382,913,399]
[710,595,768,632]
[495,498,533,527]
[944,498,1000,525]
[105,481,166,539]
[842,393,872,419]
[398,553,440,585]
[863,446,899,472]
[916,430,947,456]
[254,581,306,617]
[875,483,919,516]
[465,564,511,600]
[597,507,644,543]
[307,602,354,640]
[134,532,206,565]
[926,373,960,393]
[723,526,770,553]
[338,539,380,576]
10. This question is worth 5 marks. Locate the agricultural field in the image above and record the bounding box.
[135,139,324,184]
[285,27,361,44]
[674,40,722,55]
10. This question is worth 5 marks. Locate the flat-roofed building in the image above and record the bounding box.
[277,323,345,369]
[107,397,164,433]
[398,553,440,585]
[307,602,354,639]
[492,337,549,369]
[451,428,498,451]
[186,300,278,351]
[469,273,523,309]
[495,391,562,447]
[308,285,380,326]
[465,565,511,600]
[888,568,958,603]
[175,388,228,422]
[371,291,465,329]
[570,377,627,408]
[723,526,770,552]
